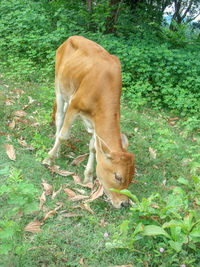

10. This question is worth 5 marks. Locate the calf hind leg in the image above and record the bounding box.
[55,92,67,138]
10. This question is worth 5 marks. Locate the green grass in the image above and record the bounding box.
[0,73,199,266]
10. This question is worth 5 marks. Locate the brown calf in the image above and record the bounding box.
[43,36,134,208]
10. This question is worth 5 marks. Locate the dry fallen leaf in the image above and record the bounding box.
[24,145,35,151]
[0,132,7,136]
[42,210,57,222]
[8,120,15,129]
[15,117,28,124]
[13,110,27,117]
[70,195,89,202]
[167,117,179,126]
[39,191,46,210]
[71,153,88,166]
[131,179,140,184]
[193,137,197,143]
[62,212,83,218]
[5,144,16,161]
[22,104,30,110]
[5,99,15,106]
[14,89,24,98]
[89,184,104,202]
[90,179,100,191]
[193,197,200,207]
[149,147,157,159]
[28,96,35,104]
[18,137,34,151]
[80,203,94,214]
[60,209,68,214]
[43,206,48,213]
[54,203,63,211]
[31,122,40,127]
[73,175,81,184]
[63,188,76,198]
[18,137,27,147]
[25,220,42,233]
[6,135,11,142]
[99,217,106,227]
[41,179,52,196]
[73,175,93,189]
[81,182,94,189]
[63,188,89,202]
[52,186,62,199]
[50,165,74,177]
[74,188,86,195]
[80,258,84,265]
[149,204,160,209]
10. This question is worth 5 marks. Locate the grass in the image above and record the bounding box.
[0,73,199,267]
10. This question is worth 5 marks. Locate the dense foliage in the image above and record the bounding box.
[0,0,200,123]
[109,177,200,265]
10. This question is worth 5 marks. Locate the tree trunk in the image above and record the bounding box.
[169,0,195,31]
[105,0,123,33]
[87,0,93,14]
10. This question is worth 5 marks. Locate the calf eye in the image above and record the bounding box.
[114,173,123,183]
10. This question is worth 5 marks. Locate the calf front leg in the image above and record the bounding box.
[84,135,96,183]
[43,106,77,165]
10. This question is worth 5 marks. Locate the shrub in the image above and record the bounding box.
[0,0,200,122]
[107,175,200,265]
[0,167,38,256]
[110,35,200,118]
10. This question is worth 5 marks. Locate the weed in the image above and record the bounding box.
[0,167,38,259]
[109,175,200,265]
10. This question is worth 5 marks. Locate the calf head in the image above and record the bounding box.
[96,135,135,208]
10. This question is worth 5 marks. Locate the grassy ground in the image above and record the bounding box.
[0,74,199,267]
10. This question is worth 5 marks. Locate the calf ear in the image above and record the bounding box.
[97,136,112,159]
[121,134,129,151]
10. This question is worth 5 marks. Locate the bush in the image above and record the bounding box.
[0,0,88,80]
[0,167,38,256]
[107,175,200,265]
[107,35,200,118]
[0,0,200,122]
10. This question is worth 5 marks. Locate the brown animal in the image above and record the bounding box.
[43,36,134,208]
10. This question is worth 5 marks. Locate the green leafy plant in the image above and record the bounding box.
[31,132,50,161]
[161,21,192,48]
[108,175,200,265]
[0,167,38,256]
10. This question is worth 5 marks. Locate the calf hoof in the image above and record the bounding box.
[55,151,60,158]
[83,171,93,183]
[42,157,53,166]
